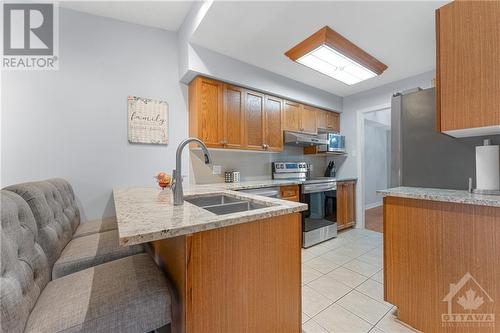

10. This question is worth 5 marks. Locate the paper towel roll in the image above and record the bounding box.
[476,144,500,191]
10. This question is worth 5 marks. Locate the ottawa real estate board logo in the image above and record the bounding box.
[2,2,59,70]
[442,272,495,328]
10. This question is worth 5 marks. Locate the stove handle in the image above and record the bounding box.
[303,183,336,193]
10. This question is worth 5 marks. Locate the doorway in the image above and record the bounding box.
[356,104,391,232]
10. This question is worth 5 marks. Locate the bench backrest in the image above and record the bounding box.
[46,178,80,233]
[1,190,50,333]
[4,182,74,269]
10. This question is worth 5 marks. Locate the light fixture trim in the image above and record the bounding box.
[285,26,387,85]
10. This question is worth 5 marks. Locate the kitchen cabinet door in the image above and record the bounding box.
[189,77,224,148]
[317,110,327,130]
[283,100,301,132]
[244,90,265,150]
[337,181,356,230]
[223,84,245,149]
[327,112,340,133]
[264,95,283,152]
[436,1,500,137]
[300,105,318,134]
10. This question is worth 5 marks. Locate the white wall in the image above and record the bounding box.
[184,45,343,111]
[177,1,342,112]
[1,9,189,221]
[190,146,327,184]
[334,70,435,225]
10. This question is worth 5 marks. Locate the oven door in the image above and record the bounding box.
[301,183,337,247]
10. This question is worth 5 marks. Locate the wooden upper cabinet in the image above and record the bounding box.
[264,95,283,151]
[283,100,301,132]
[223,84,245,149]
[436,1,500,137]
[317,110,327,129]
[318,110,340,132]
[191,76,340,152]
[244,90,265,150]
[189,77,224,148]
[328,112,340,133]
[337,181,356,230]
[283,100,320,134]
[300,105,318,134]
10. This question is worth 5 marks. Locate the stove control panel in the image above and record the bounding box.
[272,162,308,174]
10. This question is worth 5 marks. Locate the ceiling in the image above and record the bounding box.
[191,1,448,97]
[60,1,193,31]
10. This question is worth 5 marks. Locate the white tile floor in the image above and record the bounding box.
[301,228,419,333]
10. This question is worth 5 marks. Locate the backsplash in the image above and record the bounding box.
[189,146,329,184]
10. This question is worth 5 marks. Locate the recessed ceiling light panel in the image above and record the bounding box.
[286,26,387,85]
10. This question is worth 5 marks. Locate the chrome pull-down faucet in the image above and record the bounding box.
[173,138,212,205]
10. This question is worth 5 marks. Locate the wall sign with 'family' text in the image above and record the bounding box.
[128,96,169,145]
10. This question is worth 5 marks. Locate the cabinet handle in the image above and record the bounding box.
[262,143,269,149]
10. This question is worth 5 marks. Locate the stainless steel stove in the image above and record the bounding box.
[272,162,338,248]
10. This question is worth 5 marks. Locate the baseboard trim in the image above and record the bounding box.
[365,202,383,210]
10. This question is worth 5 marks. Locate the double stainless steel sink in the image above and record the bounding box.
[185,194,269,215]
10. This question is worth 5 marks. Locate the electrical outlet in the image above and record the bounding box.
[212,165,222,175]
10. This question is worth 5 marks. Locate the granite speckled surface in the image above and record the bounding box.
[193,177,357,191]
[114,186,307,246]
[378,186,500,208]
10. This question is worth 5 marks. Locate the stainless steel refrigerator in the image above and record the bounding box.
[391,87,500,190]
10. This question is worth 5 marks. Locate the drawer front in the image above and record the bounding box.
[280,185,300,201]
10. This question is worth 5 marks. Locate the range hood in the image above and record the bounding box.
[284,131,328,147]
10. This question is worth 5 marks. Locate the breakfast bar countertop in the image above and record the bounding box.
[113,186,307,246]
[378,186,500,208]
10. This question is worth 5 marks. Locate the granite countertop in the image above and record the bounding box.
[378,186,500,208]
[193,177,358,191]
[114,186,307,246]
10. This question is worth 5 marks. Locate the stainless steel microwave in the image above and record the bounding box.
[317,133,346,153]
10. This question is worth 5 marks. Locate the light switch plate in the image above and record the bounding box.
[212,165,222,175]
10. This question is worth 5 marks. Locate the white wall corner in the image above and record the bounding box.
[177,0,214,81]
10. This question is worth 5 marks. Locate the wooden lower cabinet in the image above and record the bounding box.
[337,181,356,230]
[280,185,299,202]
[384,196,500,332]
[151,213,302,333]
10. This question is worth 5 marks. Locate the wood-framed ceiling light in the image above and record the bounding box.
[285,26,388,85]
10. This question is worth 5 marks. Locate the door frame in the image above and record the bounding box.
[355,103,391,229]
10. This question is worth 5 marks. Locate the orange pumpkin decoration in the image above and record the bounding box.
[154,172,171,189]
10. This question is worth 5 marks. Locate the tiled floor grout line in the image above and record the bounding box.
[302,230,387,333]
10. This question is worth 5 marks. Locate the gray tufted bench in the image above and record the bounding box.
[46,179,118,238]
[5,180,143,279]
[0,190,172,333]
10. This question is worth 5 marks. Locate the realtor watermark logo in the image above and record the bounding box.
[442,272,495,328]
[2,2,59,70]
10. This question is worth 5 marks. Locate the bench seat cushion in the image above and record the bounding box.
[25,253,171,333]
[52,230,143,279]
[73,216,117,238]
